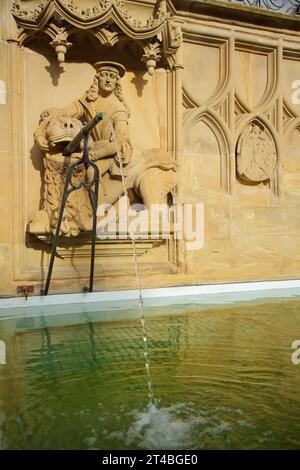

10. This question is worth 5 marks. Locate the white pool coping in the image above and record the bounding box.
[0,279,300,310]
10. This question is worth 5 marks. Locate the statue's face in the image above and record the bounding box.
[98,69,118,94]
[253,125,260,135]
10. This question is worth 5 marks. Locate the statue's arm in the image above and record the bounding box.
[89,140,118,161]
[40,100,84,121]
[89,114,132,162]
[114,118,128,136]
[60,101,84,119]
[113,118,132,165]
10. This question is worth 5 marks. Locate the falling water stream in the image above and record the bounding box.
[110,122,156,406]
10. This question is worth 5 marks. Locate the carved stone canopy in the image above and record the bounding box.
[11,0,182,72]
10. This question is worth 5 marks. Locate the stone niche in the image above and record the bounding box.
[3,0,184,294]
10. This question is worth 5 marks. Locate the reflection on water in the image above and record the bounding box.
[0,298,300,449]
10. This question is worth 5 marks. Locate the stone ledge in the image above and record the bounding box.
[174,0,300,32]
[26,231,170,258]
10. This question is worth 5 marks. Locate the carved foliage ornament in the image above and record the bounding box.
[61,0,111,19]
[94,25,122,47]
[12,0,48,23]
[167,19,182,49]
[49,24,72,63]
[11,0,181,72]
[236,122,277,183]
[11,0,170,32]
[142,41,162,76]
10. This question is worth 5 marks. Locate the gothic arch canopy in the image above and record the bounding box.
[11,0,182,71]
[12,0,171,35]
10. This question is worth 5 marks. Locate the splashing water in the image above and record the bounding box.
[118,403,231,450]
[109,121,155,406]
[125,404,194,449]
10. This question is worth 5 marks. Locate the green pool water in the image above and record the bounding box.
[0,296,300,450]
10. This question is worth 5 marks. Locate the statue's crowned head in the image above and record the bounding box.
[94,61,125,96]
[85,60,130,116]
[94,61,126,78]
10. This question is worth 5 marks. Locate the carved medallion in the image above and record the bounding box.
[236,122,277,183]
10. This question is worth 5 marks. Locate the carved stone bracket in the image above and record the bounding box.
[94,24,124,47]
[141,40,162,75]
[165,19,182,51]
[48,24,72,63]
[11,0,182,73]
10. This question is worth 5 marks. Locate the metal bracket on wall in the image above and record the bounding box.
[17,285,35,300]
[41,112,104,296]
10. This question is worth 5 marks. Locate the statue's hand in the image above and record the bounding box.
[118,138,132,165]
[70,152,82,161]
[90,141,118,161]
[79,138,95,151]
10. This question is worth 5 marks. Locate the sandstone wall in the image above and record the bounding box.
[1,0,300,295]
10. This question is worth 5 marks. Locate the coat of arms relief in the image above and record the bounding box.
[236,121,278,194]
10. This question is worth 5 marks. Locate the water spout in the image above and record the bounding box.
[110,120,156,406]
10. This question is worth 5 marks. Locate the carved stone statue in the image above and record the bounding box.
[29,115,93,236]
[28,61,177,236]
[236,122,277,184]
